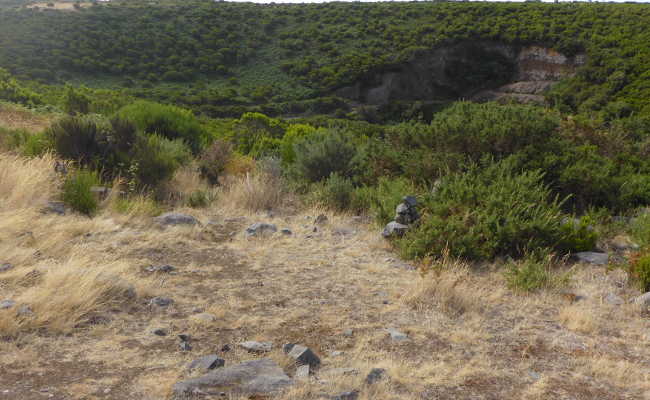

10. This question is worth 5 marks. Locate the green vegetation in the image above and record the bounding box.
[62,169,101,216]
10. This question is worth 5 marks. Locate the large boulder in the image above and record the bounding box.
[154,213,198,226]
[172,358,292,397]
[286,344,320,368]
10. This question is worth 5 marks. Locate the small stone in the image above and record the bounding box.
[191,313,217,323]
[0,263,13,273]
[188,355,225,371]
[180,341,192,351]
[605,293,624,305]
[151,328,167,336]
[43,201,65,215]
[239,341,273,353]
[403,196,417,207]
[529,371,541,382]
[17,305,33,316]
[245,223,277,237]
[635,292,650,306]
[295,365,310,379]
[287,344,320,368]
[342,329,353,337]
[330,351,344,357]
[145,264,176,273]
[0,300,15,309]
[322,368,360,377]
[386,327,408,341]
[150,297,173,307]
[154,212,198,226]
[382,221,409,238]
[283,343,296,354]
[574,252,609,265]
[331,390,359,400]
[314,214,328,225]
[280,228,292,236]
[365,368,387,385]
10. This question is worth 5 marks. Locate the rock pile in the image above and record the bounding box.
[382,196,419,238]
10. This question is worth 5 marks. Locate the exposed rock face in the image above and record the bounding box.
[338,41,585,106]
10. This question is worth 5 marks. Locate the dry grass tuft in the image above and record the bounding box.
[219,172,285,212]
[0,152,61,211]
[558,304,600,334]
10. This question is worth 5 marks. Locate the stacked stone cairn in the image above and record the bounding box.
[382,196,420,238]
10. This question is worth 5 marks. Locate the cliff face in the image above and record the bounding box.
[337,42,585,106]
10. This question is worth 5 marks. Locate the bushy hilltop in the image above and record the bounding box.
[1,1,650,119]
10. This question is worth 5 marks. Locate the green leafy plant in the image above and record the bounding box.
[62,169,101,216]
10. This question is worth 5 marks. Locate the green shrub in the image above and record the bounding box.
[280,123,317,165]
[630,252,650,292]
[231,112,285,156]
[133,134,191,187]
[48,115,107,165]
[292,129,359,183]
[631,213,650,248]
[187,190,212,208]
[504,249,570,292]
[198,139,233,185]
[396,158,584,261]
[62,170,101,216]
[63,86,90,115]
[314,173,355,211]
[557,217,599,253]
[116,101,209,154]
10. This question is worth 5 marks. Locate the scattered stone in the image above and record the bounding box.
[145,264,176,273]
[221,344,231,352]
[295,365,310,379]
[150,297,173,307]
[314,214,328,225]
[17,305,33,316]
[154,212,198,226]
[529,371,541,382]
[245,223,277,237]
[634,292,650,306]
[287,344,320,368]
[331,390,359,400]
[611,235,640,251]
[574,252,609,265]
[188,355,225,372]
[386,327,409,341]
[191,313,217,323]
[283,343,296,354]
[239,341,273,353]
[151,328,168,336]
[280,228,293,236]
[605,293,624,305]
[332,227,356,236]
[179,334,192,351]
[321,368,360,377]
[342,329,354,337]
[42,201,65,215]
[0,263,13,273]
[382,221,409,238]
[172,358,292,397]
[0,300,15,309]
[330,351,344,357]
[365,368,387,385]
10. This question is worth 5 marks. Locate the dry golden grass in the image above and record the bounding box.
[219,172,285,212]
[0,152,62,210]
[0,103,56,133]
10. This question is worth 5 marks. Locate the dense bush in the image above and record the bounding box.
[62,169,101,216]
[116,101,209,154]
[0,68,41,106]
[312,173,355,211]
[132,134,191,187]
[292,129,359,183]
[353,177,417,224]
[231,112,285,157]
[396,159,593,261]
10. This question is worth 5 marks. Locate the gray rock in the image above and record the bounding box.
[331,390,359,400]
[145,264,176,273]
[365,368,387,385]
[634,292,650,306]
[0,263,13,273]
[295,365,310,379]
[0,300,15,309]
[151,328,167,336]
[245,223,277,237]
[154,213,198,226]
[287,344,320,368]
[43,201,65,215]
[282,343,296,354]
[17,305,33,316]
[172,358,292,397]
[315,214,329,225]
[150,297,173,307]
[395,203,410,215]
[386,327,408,341]
[382,221,409,238]
[342,329,354,337]
[330,351,344,357]
[191,313,217,323]
[403,196,417,207]
[239,341,272,353]
[281,228,293,236]
[605,293,624,305]
[574,252,609,265]
[188,355,225,372]
[179,335,192,351]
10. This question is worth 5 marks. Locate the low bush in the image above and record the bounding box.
[354,177,417,224]
[198,139,233,185]
[133,134,191,187]
[292,129,359,183]
[504,249,570,292]
[312,172,355,211]
[629,252,650,292]
[396,158,595,261]
[631,213,650,247]
[62,169,101,216]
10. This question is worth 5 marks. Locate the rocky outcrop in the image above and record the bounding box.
[338,41,585,106]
